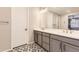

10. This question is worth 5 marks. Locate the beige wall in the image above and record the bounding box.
[0,7,11,51]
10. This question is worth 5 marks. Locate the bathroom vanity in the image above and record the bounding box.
[34,28,79,52]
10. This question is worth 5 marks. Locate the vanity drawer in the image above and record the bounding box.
[50,34,61,39]
[50,34,79,47]
[42,33,49,37]
[37,31,42,35]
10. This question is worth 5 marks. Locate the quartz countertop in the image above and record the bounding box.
[34,28,79,40]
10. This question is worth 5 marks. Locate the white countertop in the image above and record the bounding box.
[34,28,79,39]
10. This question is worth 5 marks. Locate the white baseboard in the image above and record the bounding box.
[27,41,34,44]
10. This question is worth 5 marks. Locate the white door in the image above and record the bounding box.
[11,7,29,48]
[0,8,11,51]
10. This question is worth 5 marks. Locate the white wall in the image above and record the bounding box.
[40,9,48,28]
[32,8,41,28]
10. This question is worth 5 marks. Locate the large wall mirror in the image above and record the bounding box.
[39,7,79,30]
[68,14,79,30]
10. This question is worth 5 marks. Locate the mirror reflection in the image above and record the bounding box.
[39,7,79,30]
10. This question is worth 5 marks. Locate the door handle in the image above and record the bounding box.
[25,28,27,31]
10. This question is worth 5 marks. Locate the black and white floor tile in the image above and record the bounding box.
[8,43,46,52]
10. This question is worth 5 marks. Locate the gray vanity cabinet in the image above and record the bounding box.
[34,30,42,46]
[50,38,62,52]
[62,43,79,52]
[34,31,38,43]
[37,32,42,46]
[42,33,50,51]
[50,34,62,52]
[34,31,50,51]
[34,30,79,52]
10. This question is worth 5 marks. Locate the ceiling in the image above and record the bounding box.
[48,7,79,15]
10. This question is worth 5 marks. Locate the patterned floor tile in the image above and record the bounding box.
[8,43,46,52]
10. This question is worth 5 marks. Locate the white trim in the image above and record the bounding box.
[27,41,34,44]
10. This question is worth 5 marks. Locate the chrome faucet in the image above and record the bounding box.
[63,29,72,34]
[63,29,68,33]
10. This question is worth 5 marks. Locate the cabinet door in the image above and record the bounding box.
[42,42,49,51]
[38,34,42,46]
[34,31,38,43]
[11,8,29,48]
[63,43,79,52]
[43,36,49,44]
[50,39,62,52]
[42,36,49,51]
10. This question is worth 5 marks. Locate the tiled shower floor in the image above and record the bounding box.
[8,43,46,52]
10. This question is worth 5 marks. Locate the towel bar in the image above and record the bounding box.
[0,21,9,24]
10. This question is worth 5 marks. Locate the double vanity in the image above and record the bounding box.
[34,28,79,52]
